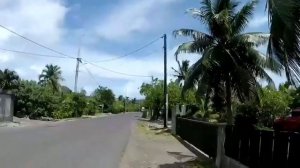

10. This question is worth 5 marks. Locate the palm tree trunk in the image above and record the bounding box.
[204,88,210,111]
[203,88,210,119]
[225,75,233,124]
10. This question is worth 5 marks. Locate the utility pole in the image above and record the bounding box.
[74,47,82,93]
[163,34,168,128]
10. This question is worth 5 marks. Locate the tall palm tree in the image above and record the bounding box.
[39,64,63,92]
[172,60,190,86]
[174,0,281,123]
[0,69,20,91]
[267,0,300,85]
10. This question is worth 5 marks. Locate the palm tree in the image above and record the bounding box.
[267,0,300,85]
[174,0,281,123]
[172,60,190,86]
[39,64,63,93]
[0,69,20,91]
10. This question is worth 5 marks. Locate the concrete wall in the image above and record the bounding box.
[0,92,14,122]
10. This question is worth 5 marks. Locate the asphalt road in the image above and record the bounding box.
[0,113,140,168]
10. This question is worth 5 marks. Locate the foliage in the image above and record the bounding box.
[92,86,115,112]
[174,0,280,124]
[140,79,164,120]
[112,101,125,114]
[0,69,20,91]
[235,103,259,127]
[172,60,190,87]
[38,64,63,93]
[85,98,99,116]
[267,0,300,85]
[15,80,61,119]
[140,79,197,120]
[258,87,293,127]
[118,95,124,101]
[0,64,133,120]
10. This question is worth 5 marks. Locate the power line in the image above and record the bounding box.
[84,60,151,78]
[94,37,162,63]
[0,48,72,59]
[83,64,101,86]
[0,24,76,59]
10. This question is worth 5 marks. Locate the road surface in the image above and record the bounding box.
[0,113,140,168]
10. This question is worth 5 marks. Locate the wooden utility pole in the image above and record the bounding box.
[163,34,168,128]
[74,47,82,93]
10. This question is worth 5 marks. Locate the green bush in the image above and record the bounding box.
[259,88,292,127]
[14,81,61,119]
[84,98,99,115]
[112,101,124,114]
[235,104,259,126]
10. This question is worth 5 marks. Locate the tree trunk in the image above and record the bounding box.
[203,88,210,119]
[225,75,233,124]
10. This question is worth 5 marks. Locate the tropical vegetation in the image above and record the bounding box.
[136,0,300,128]
[0,64,139,120]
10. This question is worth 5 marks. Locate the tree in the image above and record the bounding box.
[61,85,72,94]
[93,86,115,111]
[38,64,63,93]
[267,0,300,85]
[172,60,190,86]
[259,87,293,127]
[118,95,124,101]
[15,80,61,119]
[174,0,280,123]
[140,79,197,120]
[80,89,87,96]
[140,79,164,120]
[0,69,20,91]
[131,98,137,104]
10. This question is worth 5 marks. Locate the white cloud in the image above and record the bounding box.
[96,0,178,41]
[249,15,268,28]
[0,52,14,63]
[0,0,68,45]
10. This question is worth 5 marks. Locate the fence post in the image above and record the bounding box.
[181,105,186,116]
[216,124,226,168]
[176,104,180,116]
[171,106,177,134]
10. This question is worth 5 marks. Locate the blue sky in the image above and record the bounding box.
[0,0,285,98]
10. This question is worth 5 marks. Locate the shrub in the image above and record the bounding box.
[235,104,258,127]
[85,99,98,115]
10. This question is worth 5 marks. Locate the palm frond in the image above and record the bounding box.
[267,0,300,85]
[232,0,257,34]
[173,29,213,41]
[241,32,270,47]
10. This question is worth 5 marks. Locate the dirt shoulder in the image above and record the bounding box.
[120,120,214,168]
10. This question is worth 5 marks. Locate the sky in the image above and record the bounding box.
[0,0,286,99]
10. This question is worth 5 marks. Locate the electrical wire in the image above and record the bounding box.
[0,24,76,59]
[82,64,101,86]
[84,60,151,78]
[0,48,72,59]
[94,37,162,62]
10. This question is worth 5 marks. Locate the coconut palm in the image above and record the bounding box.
[0,69,20,91]
[172,60,190,86]
[267,0,300,85]
[174,0,281,123]
[38,64,63,92]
